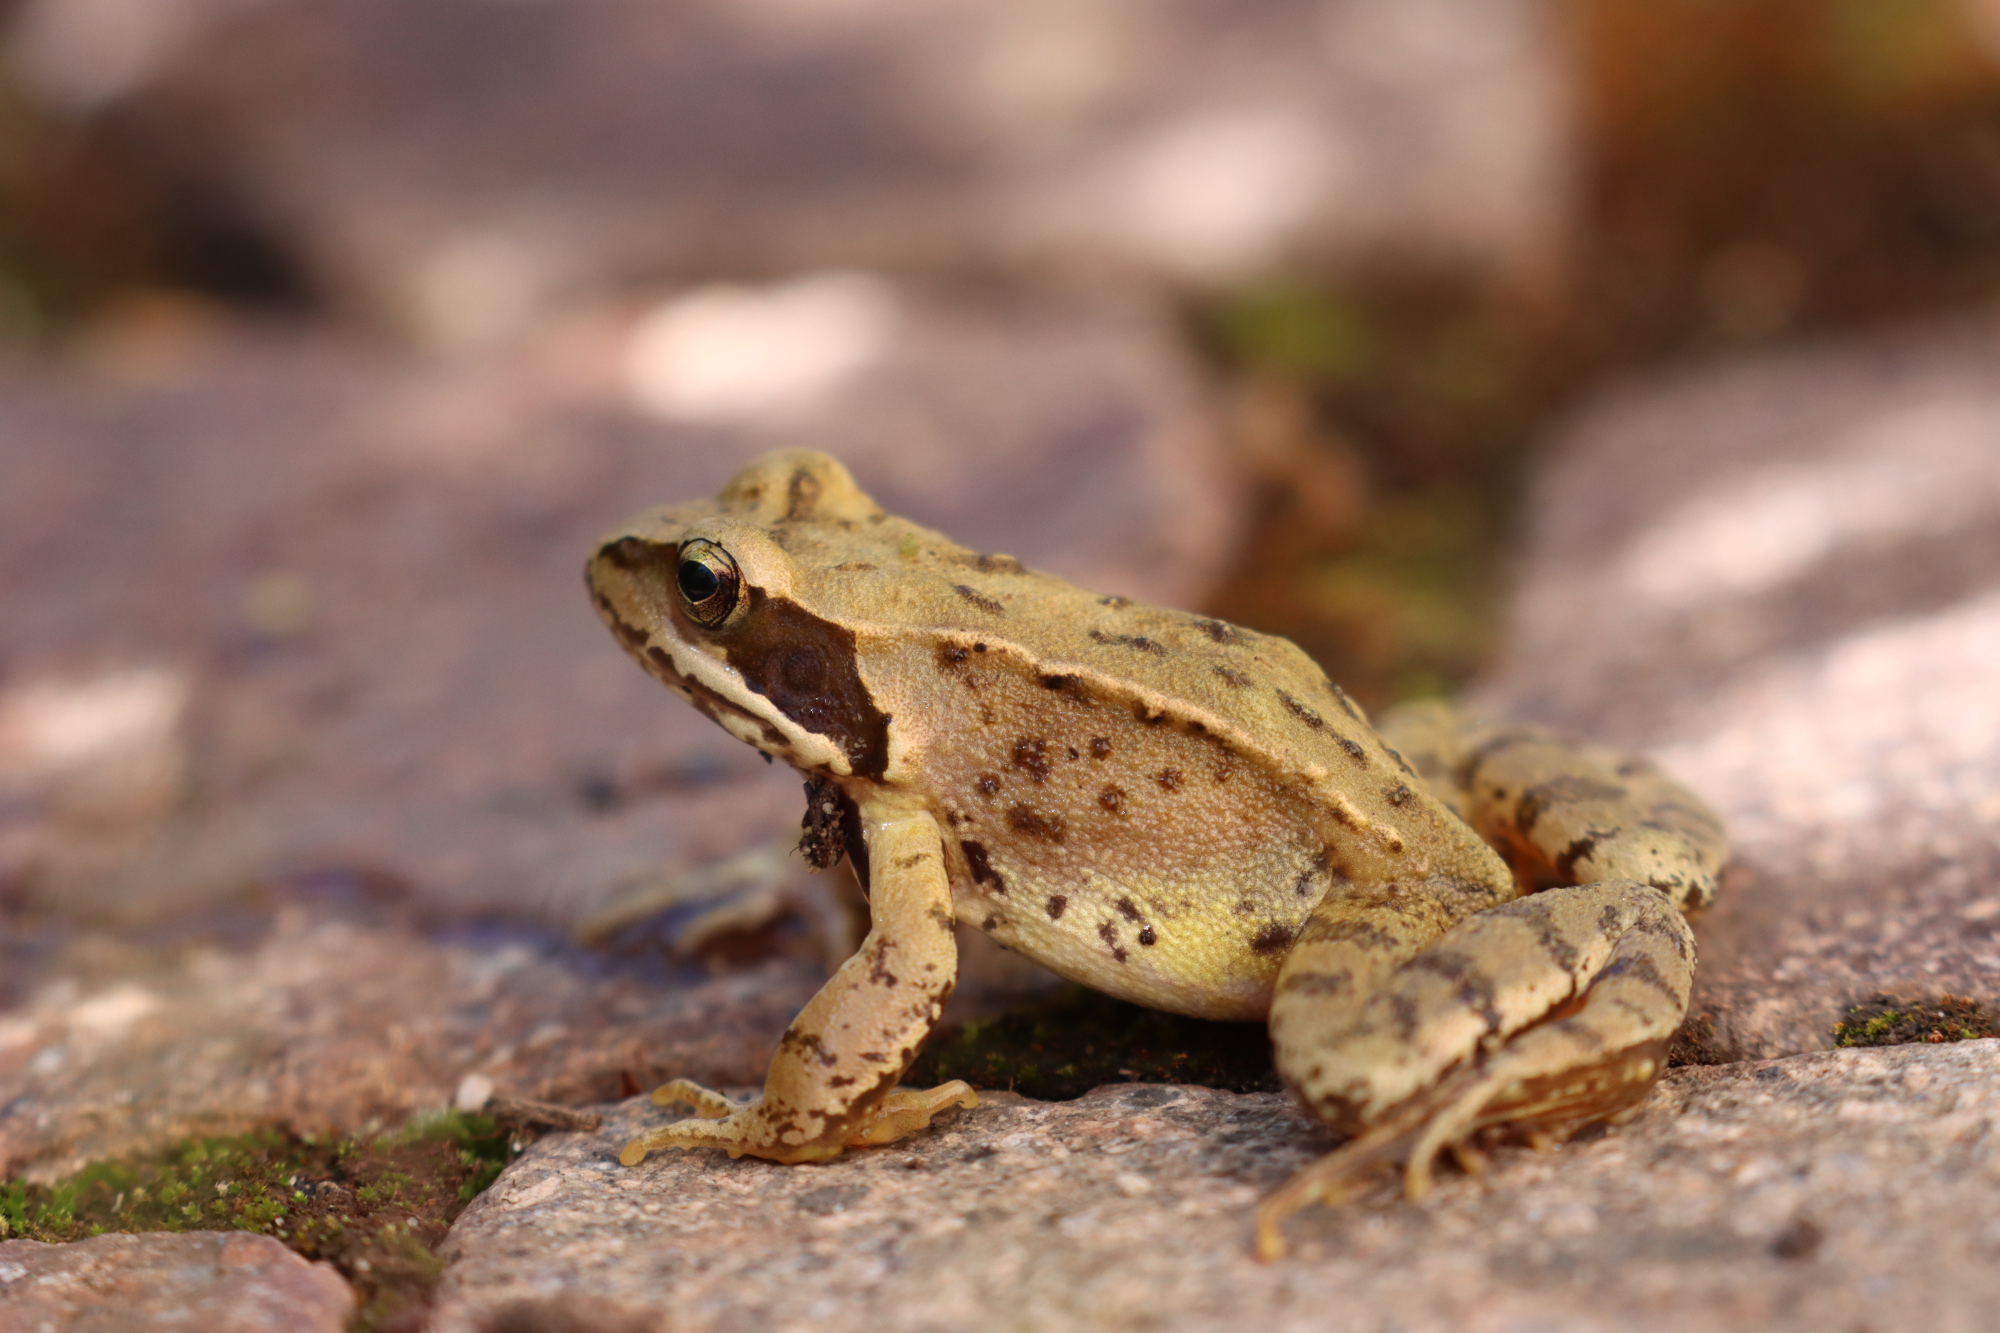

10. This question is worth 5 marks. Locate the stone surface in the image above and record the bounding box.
[1478,320,2000,1060]
[433,1041,2000,1333]
[0,899,819,1180]
[0,287,1232,931]
[0,1230,354,1331]
[6,0,1569,330]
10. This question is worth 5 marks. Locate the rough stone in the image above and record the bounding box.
[0,290,1232,932]
[0,1230,354,1332]
[0,899,820,1181]
[1478,321,2000,1060]
[5,0,1569,328]
[432,1041,2000,1333]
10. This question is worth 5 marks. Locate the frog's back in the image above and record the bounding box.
[636,453,1509,1017]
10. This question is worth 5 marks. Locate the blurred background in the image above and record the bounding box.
[9,0,2000,699]
[7,0,2000,1171]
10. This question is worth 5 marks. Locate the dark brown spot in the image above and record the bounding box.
[975,553,1025,574]
[1098,784,1127,814]
[1276,691,1324,730]
[1276,970,1352,999]
[1132,702,1169,726]
[785,467,823,520]
[976,773,1001,797]
[1098,595,1133,609]
[1090,736,1112,758]
[1045,895,1068,920]
[961,841,1004,892]
[1555,836,1598,881]
[1097,920,1128,962]
[1337,737,1367,765]
[1089,629,1167,656]
[1041,673,1077,690]
[1155,768,1183,791]
[936,644,972,672]
[1006,805,1067,843]
[1194,618,1244,644]
[1596,952,1682,1006]
[593,535,670,574]
[1213,666,1253,689]
[953,584,1005,615]
[1012,737,1052,783]
[1116,897,1142,922]
[832,561,877,572]
[1250,924,1294,956]
[866,938,899,986]
[1323,680,1364,722]
[1515,776,1629,837]
[720,589,892,779]
[981,915,1000,932]
[1385,784,1413,805]
[1138,926,1157,947]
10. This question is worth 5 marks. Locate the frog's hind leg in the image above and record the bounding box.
[1377,699,1728,911]
[1262,880,1693,1258]
[1262,704,1725,1257]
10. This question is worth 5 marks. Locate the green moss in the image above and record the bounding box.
[906,985,1282,1101]
[0,1108,515,1332]
[1832,993,1997,1047]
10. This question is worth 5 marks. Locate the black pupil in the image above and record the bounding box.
[678,559,721,603]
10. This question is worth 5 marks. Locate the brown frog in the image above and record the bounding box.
[585,451,1726,1256]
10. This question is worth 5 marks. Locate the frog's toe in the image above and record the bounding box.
[842,1081,979,1148]
[650,1078,736,1119]
[1255,1119,1412,1260]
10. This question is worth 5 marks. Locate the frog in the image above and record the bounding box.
[585,450,1727,1257]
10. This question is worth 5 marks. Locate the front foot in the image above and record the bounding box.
[619,1078,978,1166]
[845,1082,980,1148]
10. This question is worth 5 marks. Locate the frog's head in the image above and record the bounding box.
[586,451,893,779]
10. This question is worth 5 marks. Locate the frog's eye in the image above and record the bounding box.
[675,539,742,628]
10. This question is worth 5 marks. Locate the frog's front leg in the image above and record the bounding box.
[619,801,974,1167]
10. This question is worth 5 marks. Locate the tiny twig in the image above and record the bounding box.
[488,1096,604,1133]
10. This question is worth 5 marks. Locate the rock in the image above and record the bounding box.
[6,0,1569,329]
[0,1230,353,1331]
[0,288,1232,930]
[0,900,819,1181]
[432,1041,2000,1332]
[1479,321,2000,1059]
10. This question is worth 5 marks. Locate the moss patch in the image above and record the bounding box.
[906,985,1281,1101]
[1832,993,1997,1047]
[0,1110,514,1332]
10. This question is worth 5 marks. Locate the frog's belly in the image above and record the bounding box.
[946,832,1331,1021]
